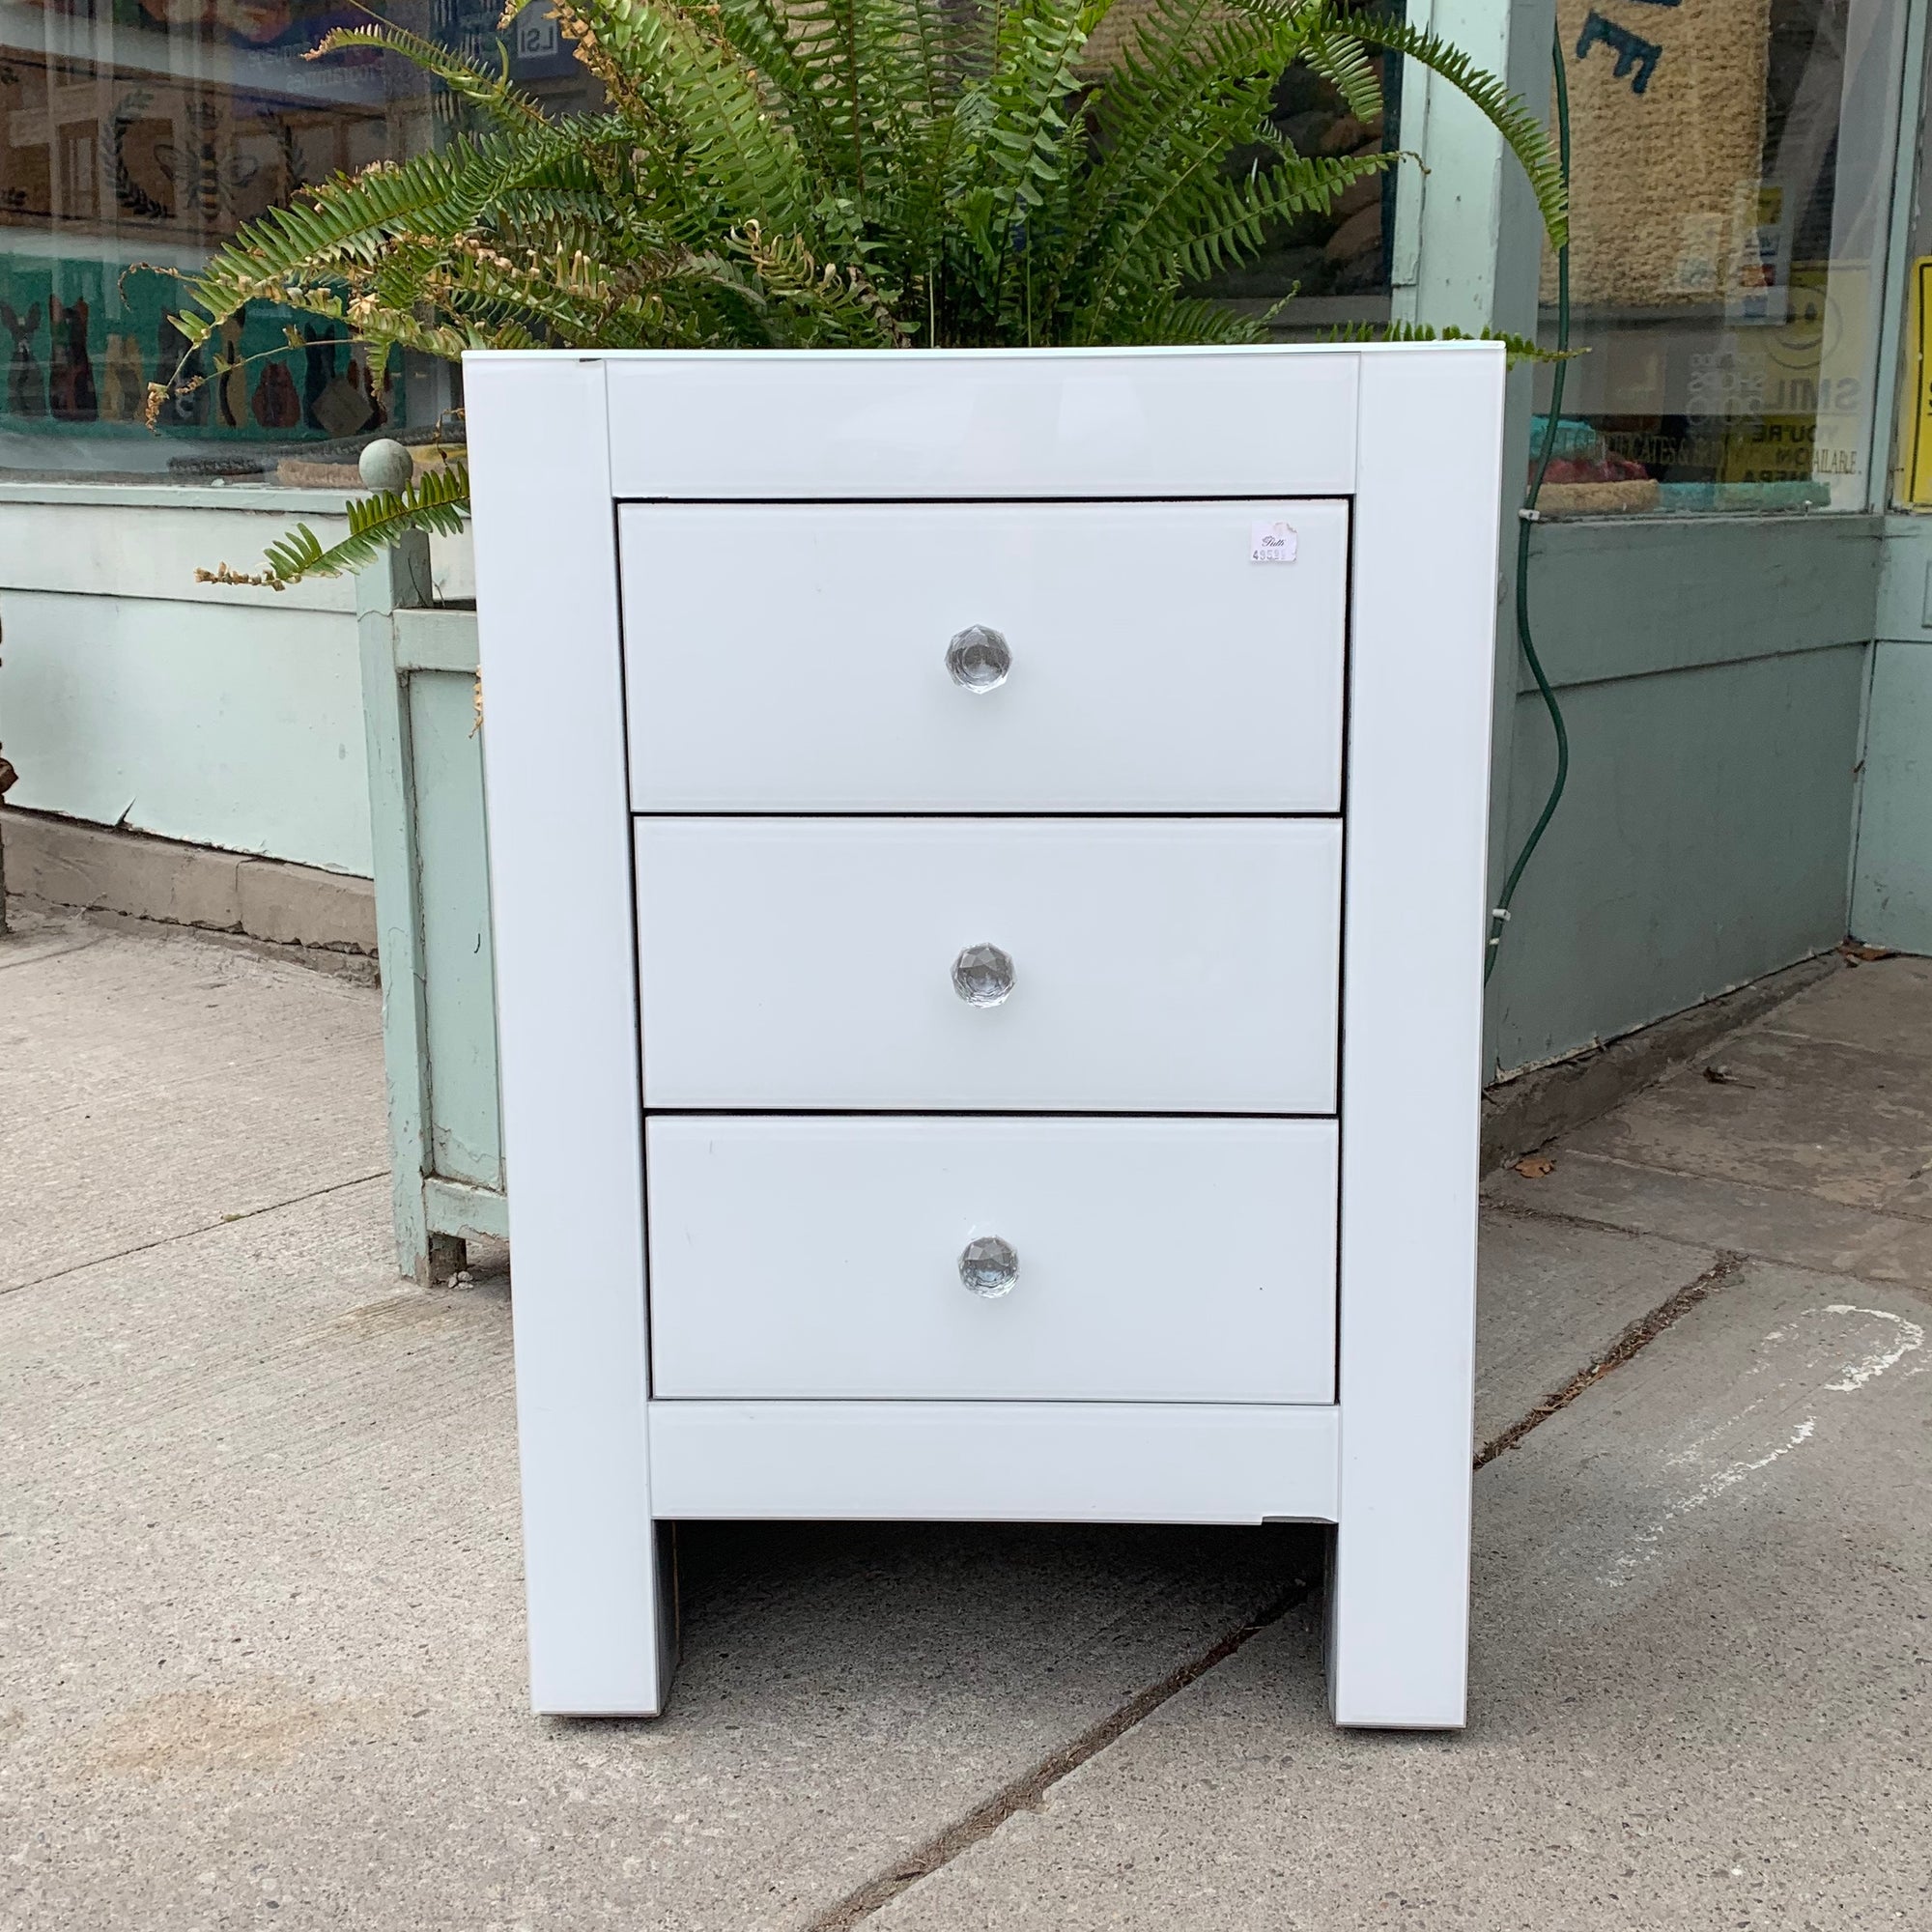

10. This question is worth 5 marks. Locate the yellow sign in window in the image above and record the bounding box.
[1898,258,1932,508]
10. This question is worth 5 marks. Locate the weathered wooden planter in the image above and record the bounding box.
[355,536,506,1280]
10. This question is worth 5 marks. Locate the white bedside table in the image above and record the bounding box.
[470,344,1504,1728]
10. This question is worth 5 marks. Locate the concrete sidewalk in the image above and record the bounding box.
[3,908,1928,1930]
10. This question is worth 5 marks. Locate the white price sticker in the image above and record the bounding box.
[1250,521,1297,564]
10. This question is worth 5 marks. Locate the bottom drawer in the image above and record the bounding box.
[646,1117,1338,1403]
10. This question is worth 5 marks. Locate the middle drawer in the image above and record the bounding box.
[636,817,1342,1113]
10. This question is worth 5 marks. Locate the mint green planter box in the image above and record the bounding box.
[357,536,507,1279]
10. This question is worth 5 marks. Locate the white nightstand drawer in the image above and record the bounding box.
[646,1117,1338,1403]
[620,499,1348,811]
[635,817,1342,1113]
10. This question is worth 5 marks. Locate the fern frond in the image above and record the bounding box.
[1121,292,1268,345]
[1284,5,1569,248]
[1302,23,1381,125]
[182,125,593,340]
[557,0,820,232]
[1046,3,1316,321]
[1162,150,1395,284]
[310,24,547,130]
[706,0,849,180]
[1323,318,1573,366]
[257,465,472,586]
[730,221,907,345]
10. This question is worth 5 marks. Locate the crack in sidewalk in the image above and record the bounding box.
[1491,1185,1932,1302]
[804,1577,1317,1932]
[0,935,103,973]
[1474,1249,1747,1468]
[817,1248,1749,1926]
[1503,1144,1932,1232]
[1,1170,390,1298]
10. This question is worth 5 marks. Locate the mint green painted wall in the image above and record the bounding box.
[1851,524,1932,952]
[0,488,372,874]
[1488,642,1867,1074]
[1484,515,1881,1077]
[1853,641,1932,951]
[3,586,373,876]
[0,491,474,877]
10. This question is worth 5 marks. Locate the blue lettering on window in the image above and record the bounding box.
[1576,12,1663,95]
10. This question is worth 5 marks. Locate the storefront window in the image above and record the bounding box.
[0,0,589,481]
[1535,0,1910,515]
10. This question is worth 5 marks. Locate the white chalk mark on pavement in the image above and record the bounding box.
[1822,1304,1924,1390]
[1605,1303,1923,1586]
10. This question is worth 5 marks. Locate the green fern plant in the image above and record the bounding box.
[192,464,469,588]
[179,0,1566,584]
[267,464,471,583]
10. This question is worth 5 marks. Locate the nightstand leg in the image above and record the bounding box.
[524,1503,676,1717]
[1327,1496,1470,1729]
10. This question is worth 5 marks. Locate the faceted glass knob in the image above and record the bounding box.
[946,624,1011,693]
[959,1236,1019,1298]
[952,942,1015,1008]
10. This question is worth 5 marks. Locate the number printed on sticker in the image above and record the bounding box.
[1250,521,1297,564]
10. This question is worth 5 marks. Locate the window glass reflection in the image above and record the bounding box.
[0,0,591,478]
[1537,0,1907,516]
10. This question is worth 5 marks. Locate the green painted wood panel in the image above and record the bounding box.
[3,587,373,874]
[1487,645,1865,1076]
[356,547,433,1274]
[424,1175,510,1240]
[408,667,503,1191]
[1852,642,1932,952]
[1522,515,1882,692]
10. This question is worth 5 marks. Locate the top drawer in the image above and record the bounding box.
[620,499,1348,813]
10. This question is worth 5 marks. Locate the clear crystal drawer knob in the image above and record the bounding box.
[959,1236,1019,1298]
[946,624,1011,692]
[952,942,1015,1007]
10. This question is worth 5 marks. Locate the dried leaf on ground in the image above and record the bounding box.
[1514,1154,1555,1179]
